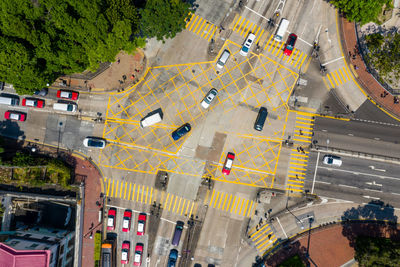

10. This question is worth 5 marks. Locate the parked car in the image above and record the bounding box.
[121,241,130,264]
[4,111,26,121]
[107,207,116,231]
[201,88,218,109]
[283,33,297,56]
[167,249,178,267]
[133,243,144,266]
[240,33,256,56]
[34,88,48,96]
[22,98,45,108]
[83,137,106,149]
[122,210,132,233]
[57,90,79,100]
[137,213,147,236]
[222,152,235,175]
[171,123,191,141]
[322,155,342,166]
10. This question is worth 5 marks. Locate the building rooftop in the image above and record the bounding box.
[0,243,50,267]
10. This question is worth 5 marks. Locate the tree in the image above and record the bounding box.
[355,236,400,266]
[0,0,142,95]
[140,0,193,42]
[331,0,392,25]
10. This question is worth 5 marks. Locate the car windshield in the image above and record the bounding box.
[88,139,103,147]
[138,222,144,232]
[327,158,333,164]
[225,159,233,169]
[26,100,35,106]
[61,92,71,98]
[10,114,19,120]
[286,45,293,50]
[241,46,249,52]
[134,252,141,262]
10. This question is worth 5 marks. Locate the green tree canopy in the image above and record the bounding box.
[140,0,192,42]
[332,0,391,25]
[355,236,400,266]
[0,0,142,95]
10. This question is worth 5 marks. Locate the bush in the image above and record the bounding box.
[46,159,71,187]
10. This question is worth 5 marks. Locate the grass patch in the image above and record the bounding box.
[279,254,305,267]
[94,232,102,267]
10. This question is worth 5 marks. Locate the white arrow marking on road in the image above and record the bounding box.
[363,195,380,200]
[366,181,382,187]
[369,166,386,172]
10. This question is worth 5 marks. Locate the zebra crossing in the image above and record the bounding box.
[325,65,353,88]
[248,222,277,254]
[203,189,256,218]
[185,13,218,41]
[286,112,315,192]
[230,15,308,69]
[104,178,198,218]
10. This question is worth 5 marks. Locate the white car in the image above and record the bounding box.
[83,137,106,149]
[240,33,256,56]
[322,155,342,166]
[201,88,218,109]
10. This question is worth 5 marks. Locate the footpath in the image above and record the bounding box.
[339,15,400,121]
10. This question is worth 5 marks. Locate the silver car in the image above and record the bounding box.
[201,88,218,109]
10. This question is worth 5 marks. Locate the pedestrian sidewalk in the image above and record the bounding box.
[339,15,400,121]
[75,156,103,267]
[54,50,146,92]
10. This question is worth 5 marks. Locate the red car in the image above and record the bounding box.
[107,207,116,231]
[57,90,79,100]
[133,243,144,266]
[4,111,26,121]
[137,213,147,236]
[222,152,235,175]
[122,209,132,233]
[22,98,45,108]
[283,33,298,56]
[121,241,130,264]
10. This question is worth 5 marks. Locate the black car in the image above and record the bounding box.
[171,123,191,141]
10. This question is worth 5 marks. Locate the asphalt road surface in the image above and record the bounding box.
[305,152,400,207]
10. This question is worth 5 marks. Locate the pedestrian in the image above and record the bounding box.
[354,65,359,70]
[297,147,300,152]
[117,58,120,64]
[348,51,351,57]
[352,54,356,60]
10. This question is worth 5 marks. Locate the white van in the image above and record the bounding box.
[216,50,230,69]
[140,110,163,128]
[0,96,19,106]
[53,102,77,112]
[274,18,289,42]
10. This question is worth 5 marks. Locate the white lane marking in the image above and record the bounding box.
[322,129,327,132]
[311,152,320,194]
[391,192,400,196]
[369,165,386,172]
[338,184,357,189]
[244,5,269,21]
[321,56,344,66]
[366,181,382,187]
[276,217,288,238]
[318,166,400,181]
[365,188,382,192]
[363,195,380,200]
[297,36,313,47]
[348,133,354,136]
[315,181,331,184]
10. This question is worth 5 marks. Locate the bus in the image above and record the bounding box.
[101,239,116,267]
